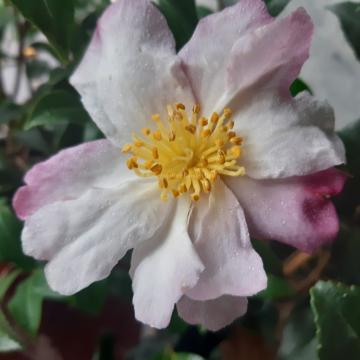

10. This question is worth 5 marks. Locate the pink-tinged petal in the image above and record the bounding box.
[226,8,313,106]
[179,0,271,115]
[186,181,267,301]
[226,168,347,252]
[177,295,248,332]
[70,0,194,146]
[13,140,132,220]
[22,180,171,295]
[130,198,204,329]
[233,92,345,179]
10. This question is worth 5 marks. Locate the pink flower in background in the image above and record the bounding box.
[13,0,346,330]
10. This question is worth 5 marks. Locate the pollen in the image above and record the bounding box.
[123,104,246,201]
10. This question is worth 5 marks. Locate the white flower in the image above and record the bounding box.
[14,0,345,330]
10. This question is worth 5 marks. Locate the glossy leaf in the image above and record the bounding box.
[196,6,213,19]
[279,308,317,360]
[68,279,108,315]
[258,275,295,300]
[8,0,75,62]
[290,79,312,97]
[338,118,360,176]
[329,2,360,60]
[25,90,91,130]
[7,270,51,336]
[157,0,198,50]
[310,281,360,360]
[265,0,291,16]
[0,201,35,270]
[0,271,23,352]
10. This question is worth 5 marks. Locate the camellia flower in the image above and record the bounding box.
[13,0,346,330]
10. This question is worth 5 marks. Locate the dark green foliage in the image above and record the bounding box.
[157,0,198,50]
[329,2,360,60]
[8,0,76,62]
[310,281,360,360]
[265,0,291,16]
[0,200,35,270]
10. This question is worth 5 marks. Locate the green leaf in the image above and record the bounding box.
[0,271,23,352]
[0,328,21,352]
[257,275,295,300]
[68,279,108,315]
[338,118,360,176]
[196,6,213,19]
[290,78,312,97]
[7,269,53,336]
[8,0,75,62]
[265,0,291,16]
[0,102,23,124]
[13,128,51,154]
[25,90,91,130]
[157,0,198,50]
[0,270,21,300]
[279,308,317,360]
[329,226,360,286]
[310,281,360,360]
[251,239,282,275]
[0,201,35,270]
[26,59,52,80]
[328,2,360,61]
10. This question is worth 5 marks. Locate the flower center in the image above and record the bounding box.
[122,103,245,201]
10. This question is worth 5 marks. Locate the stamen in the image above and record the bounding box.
[123,103,245,201]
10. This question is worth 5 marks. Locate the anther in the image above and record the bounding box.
[121,144,132,153]
[185,124,196,134]
[224,108,232,118]
[199,117,208,126]
[151,163,162,175]
[230,136,243,145]
[176,103,186,110]
[134,140,144,147]
[227,131,236,139]
[141,128,151,136]
[231,146,241,158]
[191,193,200,201]
[152,147,159,159]
[153,131,162,141]
[168,131,176,141]
[158,177,168,189]
[227,120,234,129]
[211,112,219,123]
[201,129,211,138]
[192,104,201,114]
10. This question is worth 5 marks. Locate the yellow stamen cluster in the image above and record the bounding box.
[122,103,246,201]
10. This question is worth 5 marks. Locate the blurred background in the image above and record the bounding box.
[0,0,359,359]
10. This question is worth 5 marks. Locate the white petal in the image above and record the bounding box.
[177,295,248,332]
[234,92,345,179]
[71,0,194,145]
[179,0,271,115]
[130,197,204,329]
[13,140,133,220]
[22,180,171,295]
[186,181,267,301]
